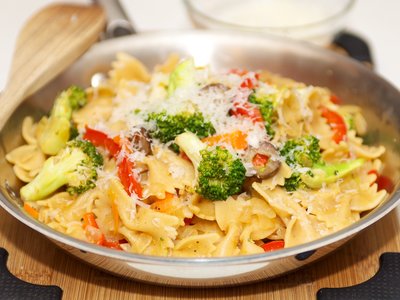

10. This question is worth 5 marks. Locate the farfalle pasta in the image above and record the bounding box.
[6,53,392,257]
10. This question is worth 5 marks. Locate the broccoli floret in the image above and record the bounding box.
[248,91,277,136]
[280,135,364,190]
[345,115,356,131]
[69,123,79,140]
[147,111,216,144]
[283,173,303,192]
[20,139,103,201]
[280,135,322,191]
[63,85,87,110]
[175,132,246,201]
[280,135,322,168]
[301,158,365,189]
[38,86,87,155]
[168,58,196,97]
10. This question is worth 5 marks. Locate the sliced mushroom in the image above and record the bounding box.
[242,176,259,194]
[245,141,281,179]
[200,83,228,93]
[130,127,152,155]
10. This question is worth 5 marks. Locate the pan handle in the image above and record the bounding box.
[92,0,135,38]
[332,31,374,69]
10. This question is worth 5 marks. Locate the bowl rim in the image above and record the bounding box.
[0,29,399,266]
[183,0,356,32]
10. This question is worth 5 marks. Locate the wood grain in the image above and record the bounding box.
[0,4,105,129]
[0,205,399,299]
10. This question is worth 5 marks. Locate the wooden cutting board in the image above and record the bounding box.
[0,205,399,299]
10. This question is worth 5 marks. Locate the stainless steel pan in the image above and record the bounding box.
[0,3,399,287]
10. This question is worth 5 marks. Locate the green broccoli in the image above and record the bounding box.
[282,173,303,192]
[175,132,246,201]
[280,135,322,191]
[168,58,196,97]
[20,139,103,201]
[69,123,79,140]
[38,86,87,155]
[345,114,356,131]
[280,135,322,168]
[147,111,216,145]
[280,135,364,191]
[248,91,277,136]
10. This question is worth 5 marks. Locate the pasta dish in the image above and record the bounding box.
[6,53,390,257]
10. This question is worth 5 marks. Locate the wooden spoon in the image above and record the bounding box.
[0,4,106,129]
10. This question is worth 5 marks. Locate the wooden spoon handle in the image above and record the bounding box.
[0,4,105,129]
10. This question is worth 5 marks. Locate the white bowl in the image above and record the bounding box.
[183,0,355,45]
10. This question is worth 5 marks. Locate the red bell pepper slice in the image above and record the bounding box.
[83,127,120,157]
[86,227,106,245]
[82,212,122,250]
[83,127,143,198]
[368,169,379,178]
[368,170,395,193]
[252,153,269,167]
[240,77,258,89]
[231,101,263,123]
[376,175,394,193]
[102,239,123,250]
[119,238,128,244]
[229,68,248,76]
[229,69,263,122]
[228,69,260,89]
[184,217,194,226]
[330,94,342,105]
[118,156,143,198]
[116,138,144,198]
[321,107,347,143]
[262,240,285,252]
[179,150,191,162]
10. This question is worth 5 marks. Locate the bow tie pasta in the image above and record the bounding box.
[6,53,394,257]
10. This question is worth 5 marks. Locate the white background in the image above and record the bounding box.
[0,0,399,90]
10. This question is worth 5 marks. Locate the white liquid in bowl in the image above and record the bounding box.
[217,0,330,28]
[187,0,354,44]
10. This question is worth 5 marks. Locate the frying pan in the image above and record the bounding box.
[0,1,399,287]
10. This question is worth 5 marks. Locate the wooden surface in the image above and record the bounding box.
[0,4,105,129]
[0,206,399,300]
